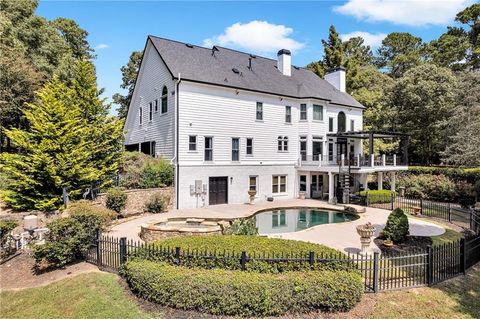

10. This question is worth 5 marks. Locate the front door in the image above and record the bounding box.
[209,177,228,205]
[337,138,347,160]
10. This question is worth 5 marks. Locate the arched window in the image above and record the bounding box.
[161,86,168,114]
[338,111,346,132]
[277,136,288,152]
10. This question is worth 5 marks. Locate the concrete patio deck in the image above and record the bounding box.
[107,198,445,254]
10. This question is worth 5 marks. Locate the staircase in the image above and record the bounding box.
[337,156,351,204]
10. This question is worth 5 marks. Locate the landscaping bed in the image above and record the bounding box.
[121,259,363,317]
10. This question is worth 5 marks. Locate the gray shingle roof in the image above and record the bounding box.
[148,36,364,109]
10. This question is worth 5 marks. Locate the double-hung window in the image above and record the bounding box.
[161,86,168,114]
[300,103,307,121]
[246,138,253,156]
[272,175,286,193]
[277,136,288,152]
[154,99,158,112]
[249,176,257,192]
[232,138,240,161]
[204,137,213,161]
[329,117,334,132]
[350,119,355,131]
[139,107,143,125]
[285,106,291,123]
[313,104,323,121]
[149,102,153,122]
[256,102,263,120]
[189,136,197,151]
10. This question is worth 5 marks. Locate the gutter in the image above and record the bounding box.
[174,73,181,209]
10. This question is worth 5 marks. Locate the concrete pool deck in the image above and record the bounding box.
[107,198,445,253]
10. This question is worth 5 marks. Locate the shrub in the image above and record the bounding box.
[122,260,363,317]
[33,202,114,268]
[223,218,258,235]
[144,193,168,213]
[135,235,354,273]
[105,187,127,214]
[139,160,174,188]
[0,219,18,245]
[397,174,457,201]
[119,152,174,189]
[383,208,409,243]
[406,166,480,184]
[359,189,395,204]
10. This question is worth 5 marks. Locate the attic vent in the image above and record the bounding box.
[232,68,240,74]
[185,43,194,48]
[212,46,219,56]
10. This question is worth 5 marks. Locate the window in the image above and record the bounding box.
[299,136,307,161]
[256,102,263,120]
[189,136,197,151]
[139,107,143,125]
[338,111,346,132]
[161,86,168,114]
[149,102,153,122]
[272,175,287,193]
[328,142,334,161]
[350,119,355,131]
[277,136,288,152]
[299,175,307,192]
[313,104,323,121]
[249,176,257,191]
[300,104,307,120]
[312,137,323,161]
[246,138,253,155]
[232,138,240,161]
[154,99,158,112]
[329,117,334,132]
[272,210,286,227]
[285,106,291,123]
[204,137,213,161]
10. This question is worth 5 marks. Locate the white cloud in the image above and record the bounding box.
[95,44,110,50]
[340,31,387,48]
[203,21,305,56]
[334,0,474,26]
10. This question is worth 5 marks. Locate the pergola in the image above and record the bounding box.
[326,130,409,163]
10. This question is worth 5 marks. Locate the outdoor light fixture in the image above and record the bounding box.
[230,177,233,184]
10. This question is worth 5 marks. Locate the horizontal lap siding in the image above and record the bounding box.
[124,42,175,160]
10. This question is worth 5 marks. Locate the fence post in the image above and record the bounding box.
[175,246,181,265]
[460,238,466,275]
[420,198,423,215]
[119,237,127,265]
[373,252,379,293]
[366,191,369,207]
[309,251,315,267]
[448,203,452,223]
[95,230,102,267]
[240,251,247,271]
[391,193,394,210]
[427,246,433,286]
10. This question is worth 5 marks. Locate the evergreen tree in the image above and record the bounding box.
[455,3,480,69]
[427,27,470,70]
[113,51,143,119]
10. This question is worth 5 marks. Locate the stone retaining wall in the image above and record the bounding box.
[96,187,174,216]
[140,225,221,242]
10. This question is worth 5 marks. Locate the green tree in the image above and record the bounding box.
[390,64,457,164]
[376,32,425,78]
[455,3,480,69]
[52,17,94,60]
[307,25,345,78]
[427,27,470,70]
[113,51,143,119]
[442,71,480,166]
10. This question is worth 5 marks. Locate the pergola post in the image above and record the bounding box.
[369,132,374,159]
[377,172,383,190]
[391,172,396,192]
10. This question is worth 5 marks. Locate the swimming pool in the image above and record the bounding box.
[254,207,359,235]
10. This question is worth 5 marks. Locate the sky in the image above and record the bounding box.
[37,0,476,114]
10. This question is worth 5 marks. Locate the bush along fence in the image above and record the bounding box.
[86,230,480,293]
[355,192,480,234]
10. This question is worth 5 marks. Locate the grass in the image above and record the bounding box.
[430,228,463,246]
[0,272,160,319]
[370,265,480,319]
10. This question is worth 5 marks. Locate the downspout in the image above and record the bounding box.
[174,73,181,209]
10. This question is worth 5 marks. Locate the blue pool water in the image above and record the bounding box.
[254,207,359,235]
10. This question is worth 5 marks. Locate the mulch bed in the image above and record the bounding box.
[374,236,433,255]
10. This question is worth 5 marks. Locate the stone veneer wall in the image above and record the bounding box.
[95,187,175,216]
[140,226,221,242]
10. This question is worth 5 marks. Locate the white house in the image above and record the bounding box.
[124,36,408,209]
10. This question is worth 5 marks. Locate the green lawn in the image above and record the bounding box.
[430,228,464,246]
[0,272,160,319]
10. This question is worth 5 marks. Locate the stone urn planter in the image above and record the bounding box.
[299,191,306,200]
[248,190,257,205]
[356,222,376,256]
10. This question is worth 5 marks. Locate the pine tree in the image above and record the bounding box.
[322,25,346,69]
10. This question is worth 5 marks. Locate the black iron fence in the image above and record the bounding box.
[86,231,480,293]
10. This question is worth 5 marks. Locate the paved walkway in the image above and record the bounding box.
[107,198,445,253]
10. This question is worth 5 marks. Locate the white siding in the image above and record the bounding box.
[124,42,175,159]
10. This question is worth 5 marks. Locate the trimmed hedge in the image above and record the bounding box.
[137,235,354,273]
[122,260,363,317]
[383,208,409,243]
[360,190,395,204]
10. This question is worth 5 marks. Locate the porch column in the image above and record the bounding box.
[359,173,368,191]
[390,172,396,192]
[328,172,334,203]
[377,172,383,190]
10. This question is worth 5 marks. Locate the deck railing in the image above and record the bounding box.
[298,154,406,168]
